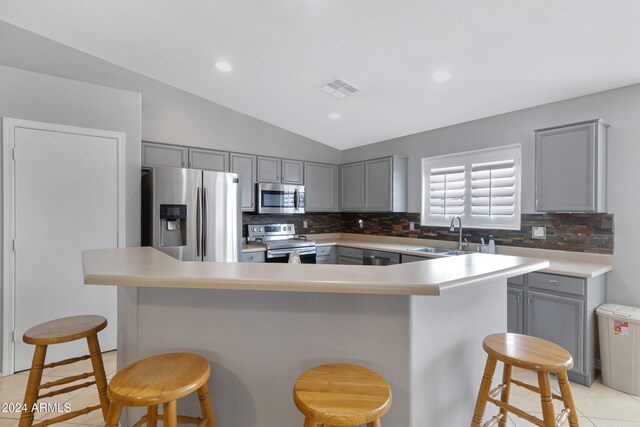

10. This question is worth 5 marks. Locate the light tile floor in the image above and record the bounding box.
[0,351,116,426]
[1,351,638,426]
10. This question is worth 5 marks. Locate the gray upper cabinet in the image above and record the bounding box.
[257,156,281,183]
[281,159,304,185]
[230,153,257,212]
[341,156,408,212]
[535,119,608,212]
[341,162,365,211]
[188,148,229,172]
[304,162,339,211]
[142,141,188,169]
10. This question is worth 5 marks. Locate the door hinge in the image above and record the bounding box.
[11,148,15,160]
[10,331,15,342]
[12,239,15,251]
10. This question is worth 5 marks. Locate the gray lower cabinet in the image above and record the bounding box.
[316,246,335,264]
[142,141,188,168]
[241,252,265,263]
[535,119,608,212]
[337,247,363,265]
[188,148,229,171]
[230,153,257,212]
[304,162,339,211]
[401,254,430,263]
[508,272,605,386]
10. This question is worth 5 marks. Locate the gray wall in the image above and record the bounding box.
[0,21,341,165]
[342,84,640,307]
[0,64,142,368]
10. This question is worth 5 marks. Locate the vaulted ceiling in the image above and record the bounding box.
[1,1,639,149]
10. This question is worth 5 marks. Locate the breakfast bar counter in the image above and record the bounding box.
[82,247,548,427]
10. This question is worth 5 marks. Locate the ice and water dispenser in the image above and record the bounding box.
[159,204,187,247]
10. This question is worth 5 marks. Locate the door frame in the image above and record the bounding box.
[1,117,126,376]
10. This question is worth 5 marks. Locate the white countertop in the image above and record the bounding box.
[82,247,548,296]
[243,233,612,279]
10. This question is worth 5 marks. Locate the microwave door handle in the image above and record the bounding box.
[196,187,201,258]
[202,187,207,258]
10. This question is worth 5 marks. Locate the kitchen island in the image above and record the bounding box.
[82,247,548,427]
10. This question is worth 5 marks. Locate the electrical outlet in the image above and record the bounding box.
[358,219,364,229]
[303,220,308,228]
[409,222,415,231]
[532,226,546,239]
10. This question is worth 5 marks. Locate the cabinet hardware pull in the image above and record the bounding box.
[548,280,558,284]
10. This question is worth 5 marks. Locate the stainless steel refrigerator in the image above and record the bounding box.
[142,166,241,261]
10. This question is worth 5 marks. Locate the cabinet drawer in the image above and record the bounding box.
[316,255,331,264]
[316,246,333,256]
[507,275,525,286]
[241,252,265,263]
[528,272,585,296]
[337,247,363,259]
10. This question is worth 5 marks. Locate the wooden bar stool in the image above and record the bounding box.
[294,363,392,427]
[19,315,110,427]
[105,352,216,427]
[470,333,579,427]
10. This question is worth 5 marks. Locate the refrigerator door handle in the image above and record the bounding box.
[196,187,201,258]
[202,187,207,258]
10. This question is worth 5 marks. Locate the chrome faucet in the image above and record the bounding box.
[449,216,469,251]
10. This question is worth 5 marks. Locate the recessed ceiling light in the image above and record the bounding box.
[432,69,451,83]
[328,113,341,120]
[215,61,232,72]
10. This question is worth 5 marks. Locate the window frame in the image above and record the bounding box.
[421,144,522,230]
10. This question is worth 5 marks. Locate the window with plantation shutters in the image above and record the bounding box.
[421,145,521,230]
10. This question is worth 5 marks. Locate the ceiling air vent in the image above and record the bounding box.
[320,78,360,99]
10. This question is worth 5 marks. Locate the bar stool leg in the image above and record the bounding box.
[197,382,217,427]
[537,372,556,427]
[303,416,316,427]
[86,333,110,420]
[498,364,512,427]
[367,420,382,427]
[557,371,579,427]
[19,344,47,427]
[147,405,158,427]
[105,403,123,427]
[163,400,178,427]
[471,355,498,427]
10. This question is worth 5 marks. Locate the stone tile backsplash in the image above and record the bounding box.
[243,212,614,254]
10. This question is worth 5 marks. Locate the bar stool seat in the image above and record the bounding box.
[471,333,579,427]
[294,363,392,427]
[19,315,110,427]
[105,353,216,427]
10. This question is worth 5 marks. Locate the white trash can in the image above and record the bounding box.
[596,303,640,395]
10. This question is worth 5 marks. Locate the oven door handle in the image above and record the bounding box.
[267,248,316,258]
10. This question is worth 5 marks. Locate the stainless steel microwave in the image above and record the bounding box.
[256,183,305,214]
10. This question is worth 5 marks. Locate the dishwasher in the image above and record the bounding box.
[362,249,400,266]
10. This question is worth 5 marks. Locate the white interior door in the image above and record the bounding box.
[5,119,123,373]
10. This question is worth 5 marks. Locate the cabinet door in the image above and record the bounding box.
[305,162,336,211]
[341,163,365,211]
[282,159,304,185]
[365,158,393,211]
[142,142,188,168]
[507,286,524,334]
[528,291,584,374]
[230,153,256,211]
[189,148,229,171]
[257,156,281,183]
[535,122,597,212]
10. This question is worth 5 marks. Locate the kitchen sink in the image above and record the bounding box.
[409,247,470,256]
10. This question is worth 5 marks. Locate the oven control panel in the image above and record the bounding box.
[247,223,295,242]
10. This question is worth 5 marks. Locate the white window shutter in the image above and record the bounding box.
[429,166,465,218]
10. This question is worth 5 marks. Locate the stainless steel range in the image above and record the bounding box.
[247,223,316,263]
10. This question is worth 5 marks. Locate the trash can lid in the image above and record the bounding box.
[596,303,640,324]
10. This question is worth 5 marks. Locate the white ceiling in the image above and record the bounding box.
[1,1,640,150]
